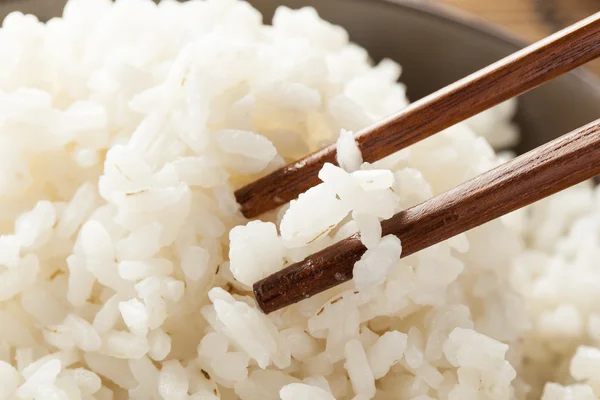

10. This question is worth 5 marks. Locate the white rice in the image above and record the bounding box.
[0,0,598,399]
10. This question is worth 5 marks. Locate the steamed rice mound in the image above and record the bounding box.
[0,0,598,399]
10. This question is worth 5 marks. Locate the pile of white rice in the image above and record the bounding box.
[0,0,599,399]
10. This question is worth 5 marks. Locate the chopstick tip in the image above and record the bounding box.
[253,280,278,315]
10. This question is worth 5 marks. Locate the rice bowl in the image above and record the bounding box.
[0,1,599,399]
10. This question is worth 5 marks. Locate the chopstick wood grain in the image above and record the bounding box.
[236,12,600,218]
[253,118,600,314]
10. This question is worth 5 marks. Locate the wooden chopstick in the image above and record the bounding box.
[235,12,600,219]
[253,119,600,314]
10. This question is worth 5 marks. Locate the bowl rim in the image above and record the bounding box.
[363,0,600,96]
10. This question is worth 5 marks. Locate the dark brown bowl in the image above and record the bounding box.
[3,0,600,153]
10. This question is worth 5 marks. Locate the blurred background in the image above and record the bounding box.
[435,0,600,75]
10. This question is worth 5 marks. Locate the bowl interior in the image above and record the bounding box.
[2,0,600,154]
